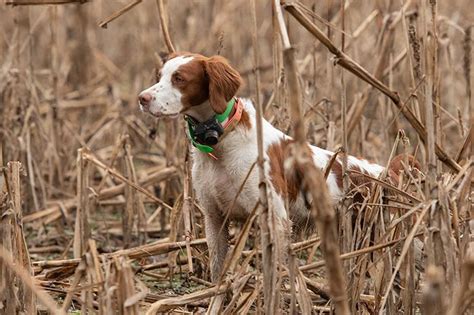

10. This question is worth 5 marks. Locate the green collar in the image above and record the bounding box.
[215,98,235,123]
[185,98,236,154]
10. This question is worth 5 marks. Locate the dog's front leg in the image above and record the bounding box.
[204,211,229,282]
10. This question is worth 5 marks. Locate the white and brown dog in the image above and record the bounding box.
[139,52,415,282]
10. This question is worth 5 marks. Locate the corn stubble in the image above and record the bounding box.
[0,0,472,314]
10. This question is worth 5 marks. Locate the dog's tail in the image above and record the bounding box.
[387,154,422,185]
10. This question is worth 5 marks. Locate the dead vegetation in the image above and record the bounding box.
[0,0,472,314]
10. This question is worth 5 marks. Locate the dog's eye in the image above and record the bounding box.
[174,74,185,83]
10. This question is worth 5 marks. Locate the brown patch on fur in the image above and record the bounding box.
[238,109,251,130]
[161,52,243,115]
[331,159,343,189]
[267,139,305,203]
[330,154,421,203]
[331,159,375,193]
[174,59,209,109]
[158,52,209,110]
[388,154,421,185]
[204,56,242,114]
[347,164,373,187]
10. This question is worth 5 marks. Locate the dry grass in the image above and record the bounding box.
[0,0,473,314]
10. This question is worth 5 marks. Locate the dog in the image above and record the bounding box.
[138,52,417,282]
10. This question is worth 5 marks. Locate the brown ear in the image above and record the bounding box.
[204,55,242,114]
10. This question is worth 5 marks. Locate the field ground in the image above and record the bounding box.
[0,0,473,314]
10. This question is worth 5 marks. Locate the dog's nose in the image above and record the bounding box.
[139,92,152,108]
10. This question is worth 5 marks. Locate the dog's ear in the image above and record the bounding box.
[204,55,242,114]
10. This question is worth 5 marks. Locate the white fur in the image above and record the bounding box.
[309,146,343,201]
[347,155,384,176]
[139,56,194,117]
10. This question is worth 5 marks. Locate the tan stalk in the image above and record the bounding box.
[73,148,90,258]
[156,0,175,53]
[257,1,278,314]
[275,1,350,314]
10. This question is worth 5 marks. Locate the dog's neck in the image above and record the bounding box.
[183,98,246,158]
[182,101,215,122]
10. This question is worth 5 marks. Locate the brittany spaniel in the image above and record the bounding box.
[138,52,416,282]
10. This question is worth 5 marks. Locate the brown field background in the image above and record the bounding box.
[0,0,472,314]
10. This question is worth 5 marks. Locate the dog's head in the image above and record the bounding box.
[138,52,242,118]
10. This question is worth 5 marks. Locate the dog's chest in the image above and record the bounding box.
[192,151,259,219]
